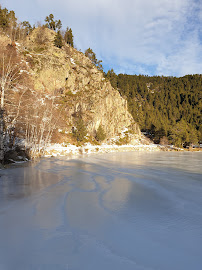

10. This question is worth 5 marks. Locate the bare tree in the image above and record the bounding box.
[0,53,21,162]
[0,44,64,162]
[21,90,61,158]
[0,43,29,162]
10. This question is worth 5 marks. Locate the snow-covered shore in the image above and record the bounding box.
[0,134,162,166]
[43,142,160,158]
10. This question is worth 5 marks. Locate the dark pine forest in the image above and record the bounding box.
[106,70,202,147]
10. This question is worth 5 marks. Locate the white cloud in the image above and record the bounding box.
[2,0,202,76]
[156,33,202,76]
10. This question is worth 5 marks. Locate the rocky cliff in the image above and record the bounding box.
[23,27,140,138]
[1,27,141,149]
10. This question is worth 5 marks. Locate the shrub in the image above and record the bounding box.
[115,134,129,145]
[73,118,87,142]
[96,125,106,142]
[35,26,48,45]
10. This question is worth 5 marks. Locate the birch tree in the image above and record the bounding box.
[0,44,26,162]
[0,53,20,162]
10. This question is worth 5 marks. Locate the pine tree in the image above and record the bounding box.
[64,27,74,47]
[0,6,9,30]
[85,48,103,71]
[106,69,117,89]
[21,21,32,36]
[73,118,87,142]
[45,14,62,31]
[54,31,63,48]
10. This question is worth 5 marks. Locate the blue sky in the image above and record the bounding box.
[2,0,202,76]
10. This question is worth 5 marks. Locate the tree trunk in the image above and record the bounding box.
[0,109,4,163]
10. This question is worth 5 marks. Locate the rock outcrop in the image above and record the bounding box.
[22,27,140,139]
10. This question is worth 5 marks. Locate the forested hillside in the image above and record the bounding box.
[106,70,202,147]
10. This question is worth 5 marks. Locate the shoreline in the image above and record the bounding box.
[43,142,161,158]
[0,143,160,168]
[1,142,201,168]
[42,142,202,158]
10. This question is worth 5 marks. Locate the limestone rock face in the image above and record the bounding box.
[23,28,140,138]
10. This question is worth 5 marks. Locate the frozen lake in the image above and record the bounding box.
[0,152,202,270]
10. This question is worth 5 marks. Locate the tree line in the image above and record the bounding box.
[105,70,202,147]
[0,5,32,40]
[0,5,103,68]
[0,5,74,47]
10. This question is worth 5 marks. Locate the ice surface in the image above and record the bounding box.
[0,152,202,270]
